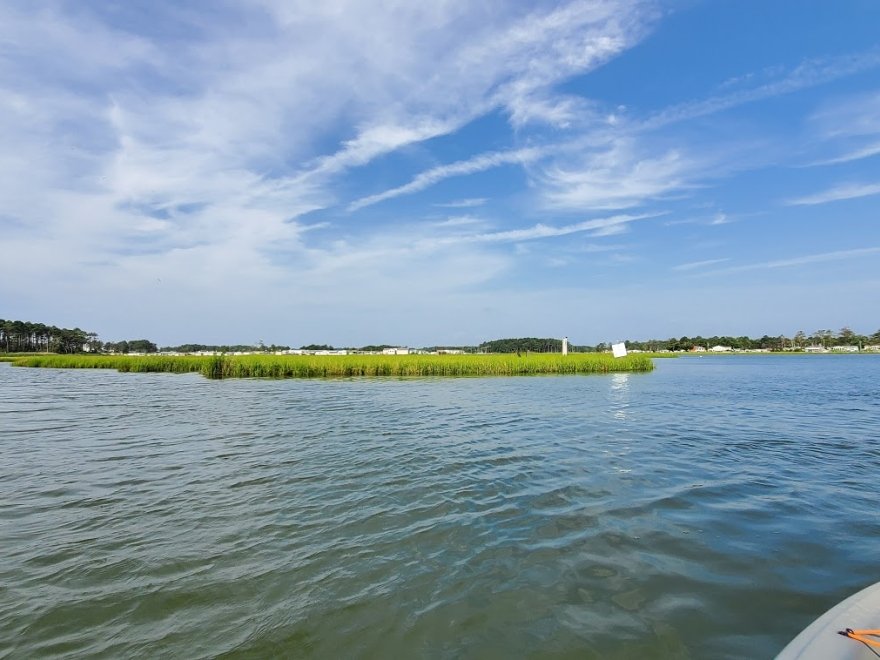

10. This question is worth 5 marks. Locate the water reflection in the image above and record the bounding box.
[610,372,630,420]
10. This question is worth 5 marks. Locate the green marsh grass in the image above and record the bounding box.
[9,353,654,379]
[8,354,206,374]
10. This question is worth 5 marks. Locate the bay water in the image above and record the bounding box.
[1,355,879,658]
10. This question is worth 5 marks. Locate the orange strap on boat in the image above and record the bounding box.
[838,628,880,648]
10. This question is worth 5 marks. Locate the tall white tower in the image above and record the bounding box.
[562,336,569,356]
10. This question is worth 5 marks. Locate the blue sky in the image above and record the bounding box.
[1,0,879,346]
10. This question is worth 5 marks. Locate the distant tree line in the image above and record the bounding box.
[298,345,399,352]
[160,343,291,353]
[478,338,590,353]
[1,318,160,355]
[424,345,481,353]
[5,319,879,356]
[0,318,98,354]
[478,328,880,353]
[621,327,880,352]
[105,339,159,354]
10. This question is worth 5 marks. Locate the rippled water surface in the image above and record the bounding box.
[2,356,879,658]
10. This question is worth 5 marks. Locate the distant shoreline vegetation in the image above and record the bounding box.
[2,318,878,358]
[3,353,654,379]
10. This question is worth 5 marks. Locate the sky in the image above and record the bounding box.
[1,0,879,347]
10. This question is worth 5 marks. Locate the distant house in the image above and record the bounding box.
[690,346,706,352]
[709,345,732,352]
[831,345,859,352]
[382,347,410,355]
[804,345,826,353]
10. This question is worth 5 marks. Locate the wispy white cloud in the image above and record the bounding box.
[785,182,880,206]
[672,258,730,271]
[589,223,630,237]
[704,247,880,275]
[435,198,488,209]
[806,142,880,166]
[803,91,880,166]
[577,242,630,253]
[304,120,458,178]
[460,213,658,244]
[293,0,657,187]
[463,0,658,123]
[347,48,880,220]
[0,0,658,308]
[344,213,658,257]
[809,90,880,139]
[292,214,658,299]
[641,50,880,131]
[665,212,730,226]
[538,139,699,211]
[429,215,487,228]
[505,93,596,129]
[502,49,880,215]
[348,147,544,211]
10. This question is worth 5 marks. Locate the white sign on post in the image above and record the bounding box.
[611,342,627,358]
